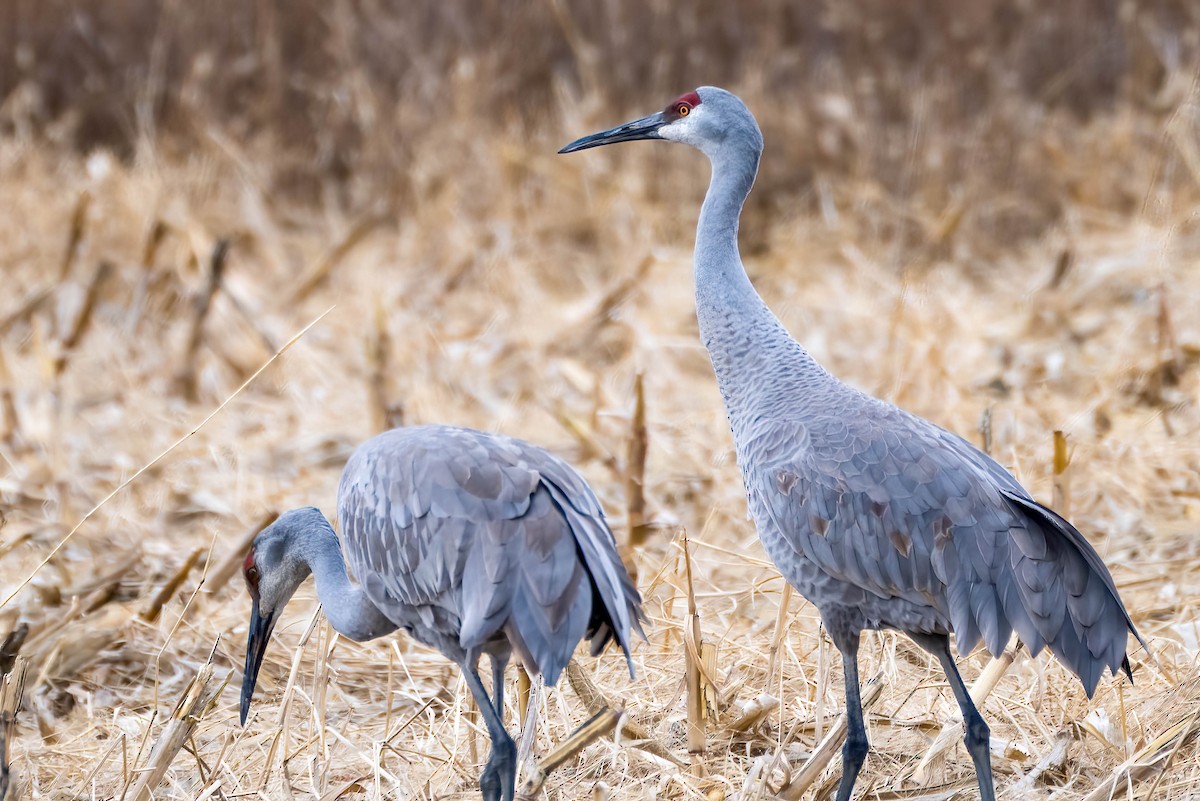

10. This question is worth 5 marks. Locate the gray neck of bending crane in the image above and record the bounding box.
[693,138,827,423]
[300,523,398,643]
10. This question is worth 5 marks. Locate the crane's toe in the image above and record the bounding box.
[480,733,517,801]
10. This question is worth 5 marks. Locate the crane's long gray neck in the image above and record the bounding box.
[300,524,398,643]
[694,141,827,422]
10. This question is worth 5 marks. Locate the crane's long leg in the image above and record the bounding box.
[461,662,517,801]
[825,617,868,801]
[910,633,995,801]
[490,651,509,721]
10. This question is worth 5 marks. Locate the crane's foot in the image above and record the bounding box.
[480,734,517,801]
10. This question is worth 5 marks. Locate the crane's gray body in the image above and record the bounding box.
[241,425,643,801]
[337,425,642,683]
[682,88,1139,695]
[560,85,1142,800]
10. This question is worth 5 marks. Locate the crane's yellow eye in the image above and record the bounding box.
[246,566,259,584]
[678,104,690,117]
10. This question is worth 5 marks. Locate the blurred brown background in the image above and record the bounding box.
[4,0,1198,251]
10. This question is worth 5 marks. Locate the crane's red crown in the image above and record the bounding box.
[665,91,701,120]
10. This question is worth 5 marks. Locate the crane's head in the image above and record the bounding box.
[239,507,323,725]
[558,86,761,160]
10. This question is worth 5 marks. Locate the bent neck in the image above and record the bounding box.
[300,524,398,643]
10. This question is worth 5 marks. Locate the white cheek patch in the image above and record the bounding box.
[660,104,710,150]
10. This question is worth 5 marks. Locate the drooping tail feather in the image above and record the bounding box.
[999,489,1146,697]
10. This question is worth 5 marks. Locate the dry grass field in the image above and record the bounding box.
[2,2,1200,799]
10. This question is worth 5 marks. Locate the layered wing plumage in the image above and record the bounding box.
[741,398,1144,696]
[337,425,642,684]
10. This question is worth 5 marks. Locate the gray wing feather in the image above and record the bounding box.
[338,426,642,683]
[742,403,1141,695]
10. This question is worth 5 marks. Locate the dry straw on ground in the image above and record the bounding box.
[2,3,1200,799]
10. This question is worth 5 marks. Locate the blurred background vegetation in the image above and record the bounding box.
[3,0,1199,255]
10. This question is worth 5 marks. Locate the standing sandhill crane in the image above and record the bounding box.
[561,87,1145,801]
[239,425,644,801]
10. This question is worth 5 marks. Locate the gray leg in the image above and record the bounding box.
[490,651,509,721]
[910,633,995,801]
[824,616,868,801]
[461,662,517,801]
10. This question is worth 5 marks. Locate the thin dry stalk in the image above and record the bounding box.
[517,706,621,800]
[53,260,112,377]
[138,547,205,624]
[1052,430,1071,518]
[175,239,231,401]
[366,300,404,433]
[776,673,885,801]
[681,532,708,759]
[1048,248,1074,289]
[1078,710,1200,801]
[909,639,1024,785]
[0,627,27,679]
[564,661,684,767]
[517,664,532,729]
[0,348,18,446]
[0,285,52,337]
[58,190,91,281]
[979,406,993,454]
[292,214,386,302]
[550,405,620,477]
[0,658,26,801]
[765,583,793,697]
[201,511,279,596]
[623,371,648,578]
[125,654,224,801]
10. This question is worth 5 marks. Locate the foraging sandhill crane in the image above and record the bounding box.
[560,86,1145,801]
[239,425,644,801]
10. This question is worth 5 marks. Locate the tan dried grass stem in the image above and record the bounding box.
[0,658,26,801]
[125,652,224,801]
[58,190,91,281]
[175,239,231,401]
[564,661,684,766]
[517,663,532,729]
[366,300,404,433]
[0,626,28,678]
[53,261,111,377]
[776,672,885,801]
[0,305,335,611]
[1079,709,1200,801]
[292,214,385,302]
[517,706,621,800]
[138,546,204,623]
[623,371,647,578]
[681,532,707,757]
[1052,430,1071,519]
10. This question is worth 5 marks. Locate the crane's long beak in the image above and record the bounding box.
[559,112,667,154]
[240,602,276,725]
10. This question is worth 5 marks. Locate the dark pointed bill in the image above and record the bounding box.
[558,112,668,154]
[240,602,275,725]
